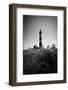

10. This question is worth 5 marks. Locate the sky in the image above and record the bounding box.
[23,15,57,50]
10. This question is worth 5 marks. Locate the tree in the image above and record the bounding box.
[47,45,50,49]
[51,44,56,49]
[33,45,39,49]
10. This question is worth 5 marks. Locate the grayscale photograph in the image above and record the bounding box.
[23,15,57,75]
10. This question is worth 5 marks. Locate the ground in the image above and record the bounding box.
[23,48,57,75]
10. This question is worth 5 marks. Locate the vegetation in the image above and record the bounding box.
[23,45,57,75]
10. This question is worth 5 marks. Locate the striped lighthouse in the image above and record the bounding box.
[39,30,42,48]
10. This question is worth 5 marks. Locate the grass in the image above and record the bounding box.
[23,48,57,75]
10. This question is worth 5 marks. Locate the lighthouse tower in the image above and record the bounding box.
[39,30,42,48]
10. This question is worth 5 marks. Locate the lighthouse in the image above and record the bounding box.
[39,30,42,48]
